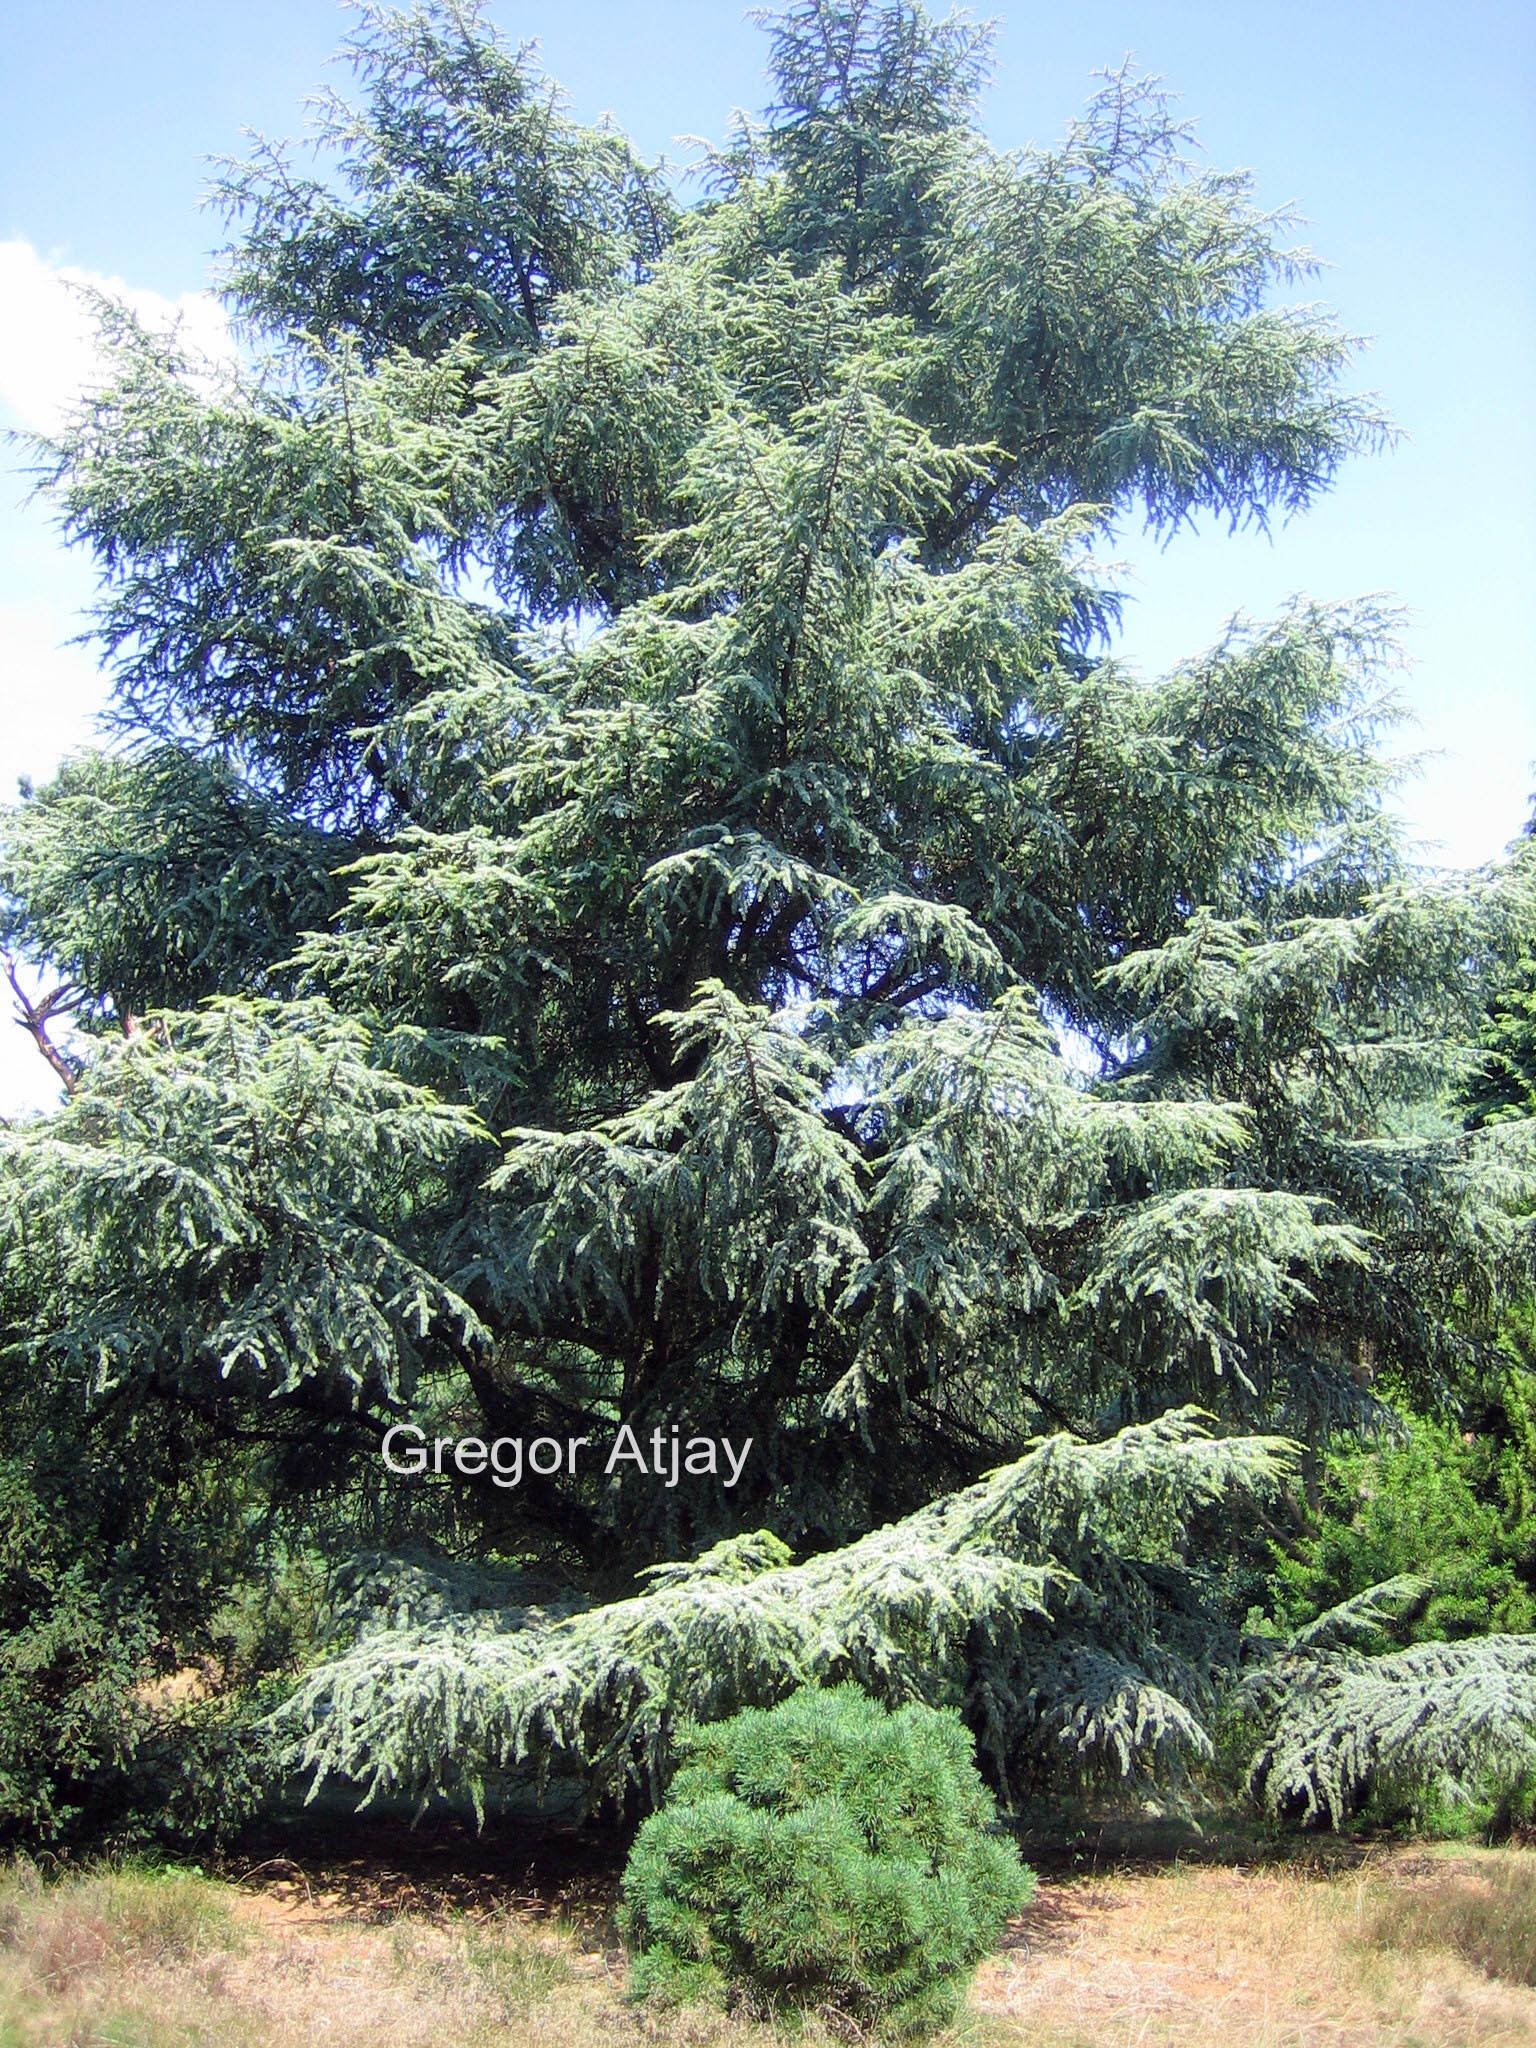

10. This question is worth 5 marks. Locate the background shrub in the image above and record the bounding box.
[618,1683,1032,2038]
[1268,1376,1536,1647]
[0,1414,291,1851]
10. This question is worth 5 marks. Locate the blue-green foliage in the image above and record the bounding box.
[619,1684,1031,2037]
[3,0,1535,1852]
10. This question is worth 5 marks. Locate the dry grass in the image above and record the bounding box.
[0,1858,833,2048]
[1,1844,1533,2047]
[1359,1849,1536,1989]
[975,1847,1536,2047]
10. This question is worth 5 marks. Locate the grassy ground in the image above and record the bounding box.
[1,1837,1532,2047]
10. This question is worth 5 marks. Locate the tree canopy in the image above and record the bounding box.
[2,0,1534,1828]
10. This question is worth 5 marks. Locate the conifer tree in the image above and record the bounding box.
[2,0,1531,1648]
[1466,832,1536,1129]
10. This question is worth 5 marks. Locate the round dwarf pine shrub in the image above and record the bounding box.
[618,1683,1032,2037]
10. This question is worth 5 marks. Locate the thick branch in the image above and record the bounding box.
[5,957,83,1095]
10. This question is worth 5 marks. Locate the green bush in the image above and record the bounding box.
[0,1451,278,1851]
[0,1416,287,1851]
[618,1683,1032,2038]
[1268,1378,1536,1646]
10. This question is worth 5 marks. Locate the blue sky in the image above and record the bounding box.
[0,0,1533,1111]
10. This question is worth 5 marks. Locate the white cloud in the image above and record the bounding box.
[0,604,109,795]
[0,237,234,435]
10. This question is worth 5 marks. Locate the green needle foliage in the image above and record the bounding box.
[1467,839,1536,1129]
[1267,1394,1536,1646]
[0,999,486,1407]
[0,0,1533,1841]
[1245,1628,1536,1831]
[619,1683,1033,2038]
[275,1410,1294,1816]
[0,749,340,1027]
